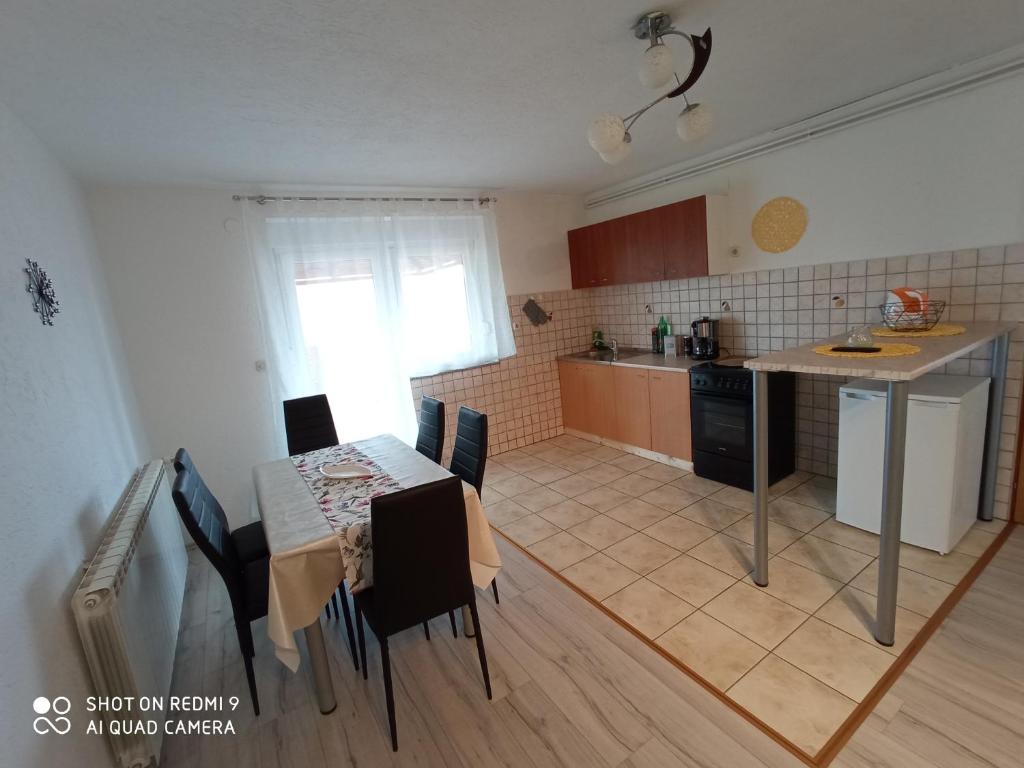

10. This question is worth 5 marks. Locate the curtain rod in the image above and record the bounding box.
[232,194,494,205]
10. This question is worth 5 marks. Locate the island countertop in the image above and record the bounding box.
[744,321,1017,380]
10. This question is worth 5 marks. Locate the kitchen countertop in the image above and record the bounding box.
[744,321,1017,380]
[558,349,742,373]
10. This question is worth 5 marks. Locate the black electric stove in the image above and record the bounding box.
[689,361,795,491]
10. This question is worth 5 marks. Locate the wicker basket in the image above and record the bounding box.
[878,300,946,331]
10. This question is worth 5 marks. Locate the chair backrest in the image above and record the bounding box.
[283,394,339,456]
[172,447,194,475]
[449,406,487,495]
[369,477,473,635]
[171,467,242,595]
[414,396,445,465]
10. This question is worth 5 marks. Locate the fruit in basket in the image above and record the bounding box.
[884,287,929,327]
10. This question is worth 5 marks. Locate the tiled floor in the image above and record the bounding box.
[483,434,1004,757]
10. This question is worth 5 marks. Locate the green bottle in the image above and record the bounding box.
[657,316,669,353]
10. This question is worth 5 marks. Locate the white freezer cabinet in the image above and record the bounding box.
[836,374,989,554]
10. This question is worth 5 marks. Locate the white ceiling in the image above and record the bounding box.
[1,1,1023,193]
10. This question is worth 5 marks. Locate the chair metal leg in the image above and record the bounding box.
[491,578,500,605]
[380,637,398,751]
[448,610,458,638]
[468,600,492,700]
[422,621,431,641]
[337,587,359,671]
[235,621,259,716]
[354,603,368,680]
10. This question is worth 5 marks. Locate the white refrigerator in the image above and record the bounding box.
[836,374,989,554]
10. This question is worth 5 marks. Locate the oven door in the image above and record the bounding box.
[690,392,752,462]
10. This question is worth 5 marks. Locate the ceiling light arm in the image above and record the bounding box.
[665,28,712,98]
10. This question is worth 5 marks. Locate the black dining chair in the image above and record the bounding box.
[448,406,499,604]
[283,394,339,456]
[170,450,268,716]
[414,396,445,465]
[353,477,491,751]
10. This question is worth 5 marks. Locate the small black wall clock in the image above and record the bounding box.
[24,258,60,325]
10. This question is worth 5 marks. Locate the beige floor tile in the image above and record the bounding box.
[606,498,672,530]
[687,533,755,578]
[609,473,665,497]
[656,611,767,690]
[776,618,895,702]
[499,514,561,547]
[727,656,856,755]
[639,484,703,513]
[610,454,654,472]
[849,561,955,617]
[528,463,574,485]
[601,578,696,639]
[897,544,977,584]
[499,454,552,474]
[532,446,577,466]
[549,435,594,452]
[671,473,725,497]
[575,485,634,514]
[768,471,812,497]
[577,462,630,484]
[778,536,873,583]
[556,452,603,473]
[491,474,543,499]
[642,515,717,551]
[547,473,604,499]
[768,497,832,532]
[482,464,519,485]
[783,478,837,514]
[721,515,804,554]
[807,518,880,555]
[703,582,809,649]
[647,555,737,606]
[580,444,629,462]
[676,498,748,531]
[560,553,640,600]
[708,485,754,511]
[636,462,687,483]
[953,524,1002,557]
[538,498,600,529]
[604,533,681,575]
[480,485,505,504]
[741,557,844,613]
[484,498,531,527]
[814,586,927,656]
[513,485,568,513]
[567,514,635,550]
[526,531,597,572]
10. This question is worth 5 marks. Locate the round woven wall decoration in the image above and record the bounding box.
[752,196,808,253]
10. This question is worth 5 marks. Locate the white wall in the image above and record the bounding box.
[86,185,581,526]
[586,73,1024,273]
[0,99,147,767]
[494,191,582,294]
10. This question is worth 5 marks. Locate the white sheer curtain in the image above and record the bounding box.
[244,197,513,453]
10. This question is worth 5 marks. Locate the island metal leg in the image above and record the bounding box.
[875,380,909,646]
[304,619,337,714]
[980,332,1010,521]
[752,370,770,587]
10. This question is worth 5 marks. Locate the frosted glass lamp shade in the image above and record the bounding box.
[676,102,712,142]
[639,44,674,89]
[587,114,626,153]
[598,140,632,165]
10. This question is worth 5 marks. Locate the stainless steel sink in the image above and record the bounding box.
[569,348,646,362]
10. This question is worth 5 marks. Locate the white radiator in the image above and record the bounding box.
[72,460,188,768]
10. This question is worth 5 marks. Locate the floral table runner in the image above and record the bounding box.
[291,443,402,591]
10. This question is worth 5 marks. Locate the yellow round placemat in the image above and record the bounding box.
[752,196,808,253]
[814,343,921,359]
[871,323,966,338]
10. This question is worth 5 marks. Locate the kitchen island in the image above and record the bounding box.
[744,321,1016,645]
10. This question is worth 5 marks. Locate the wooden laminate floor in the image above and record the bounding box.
[161,524,1024,768]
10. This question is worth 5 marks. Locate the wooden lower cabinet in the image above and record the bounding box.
[612,367,651,449]
[650,371,692,461]
[559,362,690,461]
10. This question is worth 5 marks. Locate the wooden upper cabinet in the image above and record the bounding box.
[567,194,715,289]
[662,197,708,280]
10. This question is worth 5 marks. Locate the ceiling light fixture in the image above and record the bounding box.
[588,11,713,164]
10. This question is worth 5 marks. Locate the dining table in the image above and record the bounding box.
[252,433,502,714]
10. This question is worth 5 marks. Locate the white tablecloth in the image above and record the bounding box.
[253,434,501,671]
